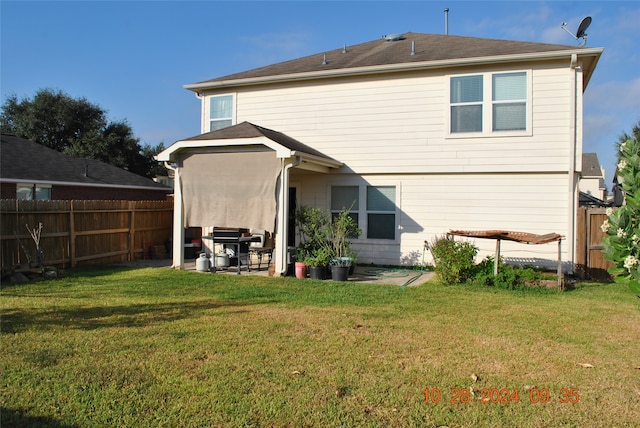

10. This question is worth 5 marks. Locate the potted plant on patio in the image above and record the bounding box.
[304,247,331,280]
[328,207,361,281]
[295,206,330,279]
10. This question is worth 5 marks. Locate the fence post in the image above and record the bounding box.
[575,207,586,279]
[69,201,76,267]
[128,201,135,261]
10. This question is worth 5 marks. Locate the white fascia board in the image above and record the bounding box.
[291,151,342,169]
[155,136,293,162]
[184,48,604,92]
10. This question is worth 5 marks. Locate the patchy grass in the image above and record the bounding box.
[1,266,639,427]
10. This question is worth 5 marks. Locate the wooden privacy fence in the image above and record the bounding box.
[1,200,173,271]
[575,207,616,281]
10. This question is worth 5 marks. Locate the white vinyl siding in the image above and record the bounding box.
[225,64,568,175]
[293,171,569,268]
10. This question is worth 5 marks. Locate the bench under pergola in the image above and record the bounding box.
[447,230,565,288]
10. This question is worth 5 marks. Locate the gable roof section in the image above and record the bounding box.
[581,152,603,178]
[157,121,342,171]
[0,134,169,190]
[186,32,603,92]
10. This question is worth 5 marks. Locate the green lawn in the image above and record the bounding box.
[1,266,639,427]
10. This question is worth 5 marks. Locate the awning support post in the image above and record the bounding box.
[558,239,563,290]
[494,239,501,276]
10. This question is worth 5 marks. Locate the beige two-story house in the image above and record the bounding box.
[157,32,603,275]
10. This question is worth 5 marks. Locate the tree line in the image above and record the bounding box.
[0,89,166,179]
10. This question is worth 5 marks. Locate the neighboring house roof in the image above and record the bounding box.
[158,121,342,170]
[579,191,609,207]
[581,152,606,190]
[0,134,169,190]
[186,32,602,92]
[581,153,603,177]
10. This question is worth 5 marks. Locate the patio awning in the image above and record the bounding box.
[180,151,280,230]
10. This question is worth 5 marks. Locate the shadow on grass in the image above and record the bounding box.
[1,300,251,334]
[1,407,77,428]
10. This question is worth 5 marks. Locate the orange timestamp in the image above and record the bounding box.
[424,387,579,404]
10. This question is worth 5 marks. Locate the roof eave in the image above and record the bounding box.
[155,137,342,169]
[0,177,170,191]
[185,48,604,92]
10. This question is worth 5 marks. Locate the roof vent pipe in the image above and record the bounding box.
[322,54,328,65]
[342,43,347,54]
[410,40,416,56]
[444,8,449,35]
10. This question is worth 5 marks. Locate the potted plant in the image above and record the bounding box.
[328,207,361,281]
[294,206,330,279]
[305,247,331,280]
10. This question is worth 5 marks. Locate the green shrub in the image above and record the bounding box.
[429,236,478,284]
[471,256,544,290]
[602,134,640,297]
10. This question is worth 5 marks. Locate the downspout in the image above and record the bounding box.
[567,53,580,273]
[194,92,205,134]
[164,161,185,269]
[275,156,301,276]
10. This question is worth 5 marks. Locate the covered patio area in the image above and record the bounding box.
[155,122,342,276]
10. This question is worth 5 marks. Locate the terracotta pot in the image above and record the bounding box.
[295,262,308,278]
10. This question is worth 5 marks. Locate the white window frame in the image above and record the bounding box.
[447,70,531,138]
[17,183,52,200]
[329,182,400,243]
[207,93,235,132]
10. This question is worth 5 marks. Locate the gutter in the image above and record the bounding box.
[0,178,169,191]
[275,156,301,276]
[568,53,580,272]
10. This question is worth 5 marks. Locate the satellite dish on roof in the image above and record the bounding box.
[561,16,592,46]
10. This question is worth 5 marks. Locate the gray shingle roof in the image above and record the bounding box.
[1,134,169,189]
[581,152,603,178]
[191,32,600,87]
[181,121,338,161]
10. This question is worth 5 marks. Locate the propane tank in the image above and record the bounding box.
[196,253,210,272]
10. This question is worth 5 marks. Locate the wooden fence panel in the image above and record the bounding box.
[575,207,616,281]
[1,200,172,272]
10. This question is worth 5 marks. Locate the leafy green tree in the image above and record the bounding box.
[602,121,640,298]
[0,88,164,178]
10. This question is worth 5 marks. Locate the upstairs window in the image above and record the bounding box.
[209,95,233,131]
[450,71,528,134]
[492,72,527,131]
[450,75,483,133]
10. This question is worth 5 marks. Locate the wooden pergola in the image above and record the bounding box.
[447,230,565,288]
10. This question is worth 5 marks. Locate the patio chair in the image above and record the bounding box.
[249,229,273,270]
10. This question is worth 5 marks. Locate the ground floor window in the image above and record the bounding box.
[330,184,397,240]
[367,186,396,239]
[17,183,51,200]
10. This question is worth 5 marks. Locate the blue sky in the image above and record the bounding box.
[2,1,639,186]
